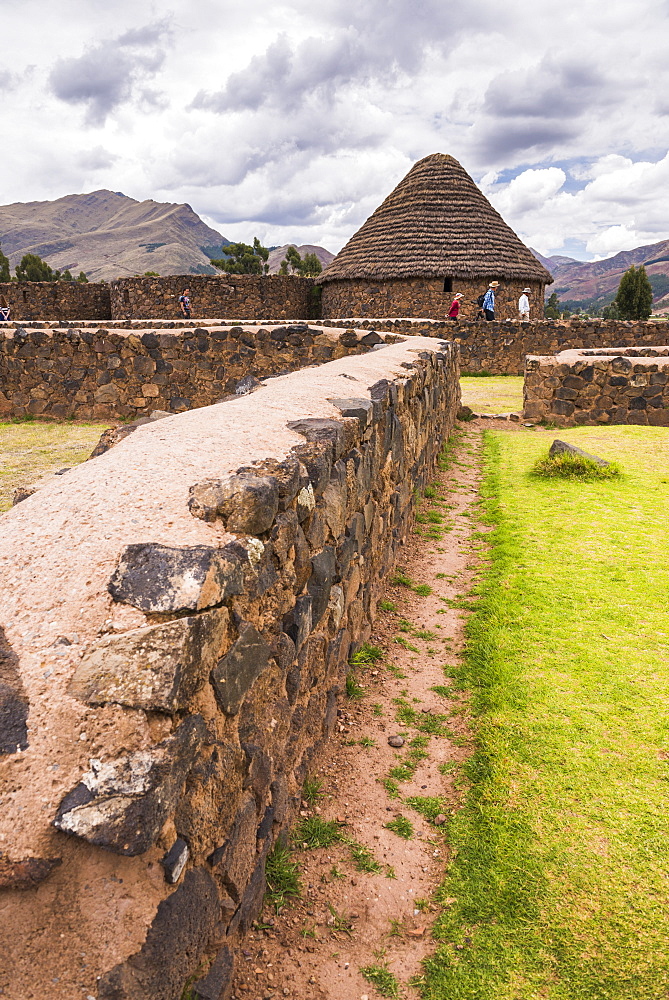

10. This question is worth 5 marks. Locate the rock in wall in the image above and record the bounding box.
[0,336,460,1000]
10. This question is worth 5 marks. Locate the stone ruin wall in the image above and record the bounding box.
[0,275,315,324]
[0,280,111,321]
[524,346,669,426]
[0,338,460,1000]
[319,276,547,323]
[109,275,317,322]
[317,317,669,375]
[0,323,394,421]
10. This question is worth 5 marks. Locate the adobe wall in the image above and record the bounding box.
[0,281,111,321]
[524,346,669,426]
[110,274,316,321]
[315,317,669,374]
[0,323,390,421]
[320,277,547,322]
[0,337,460,1000]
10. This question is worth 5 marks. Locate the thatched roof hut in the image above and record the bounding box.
[316,153,553,286]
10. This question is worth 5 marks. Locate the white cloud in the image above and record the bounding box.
[0,0,666,259]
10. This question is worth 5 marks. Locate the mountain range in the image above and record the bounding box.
[0,190,231,281]
[531,240,669,312]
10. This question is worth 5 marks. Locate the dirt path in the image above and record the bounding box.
[227,422,484,1000]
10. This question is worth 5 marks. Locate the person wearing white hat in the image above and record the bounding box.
[482,281,499,321]
[448,291,464,320]
[518,288,531,321]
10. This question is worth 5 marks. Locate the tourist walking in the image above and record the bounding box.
[0,295,10,322]
[518,288,531,320]
[482,281,499,321]
[179,288,191,319]
[448,292,463,319]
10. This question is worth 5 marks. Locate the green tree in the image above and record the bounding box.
[544,292,561,319]
[77,271,89,283]
[61,269,73,281]
[601,301,620,320]
[211,237,270,275]
[0,244,10,283]
[15,253,56,282]
[279,246,323,276]
[299,252,322,276]
[614,265,653,320]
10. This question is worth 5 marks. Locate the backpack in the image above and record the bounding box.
[476,294,485,307]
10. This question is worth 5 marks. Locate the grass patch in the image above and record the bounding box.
[378,598,398,612]
[264,842,302,912]
[426,425,669,1000]
[391,568,433,596]
[460,375,523,414]
[295,817,343,850]
[345,672,365,699]
[347,840,383,874]
[350,642,385,665]
[0,420,106,511]
[385,815,414,839]
[404,795,447,823]
[532,451,621,480]
[360,964,401,999]
[302,776,324,805]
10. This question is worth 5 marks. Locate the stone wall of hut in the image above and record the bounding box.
[320,277,547,322]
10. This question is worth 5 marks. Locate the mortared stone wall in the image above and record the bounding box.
[319,276,547,322]
[524,346,669,426]
[0,337,460,1000]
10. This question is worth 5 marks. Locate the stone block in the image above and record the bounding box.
[188,474,279,534]
[0,856,62,890]
[97,868,220,1000]
[308,546,337,625]
[193,946,235,1000]
[282,595,313,652]
[54,715,207,855]
[0,626,29,756]
[210,623,272,715]
[548,440,610,466]
[207,793,257,902]
[69,609,228,712]
[108,542,245,613]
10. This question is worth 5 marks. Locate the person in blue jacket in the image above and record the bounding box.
[482,281,499,320]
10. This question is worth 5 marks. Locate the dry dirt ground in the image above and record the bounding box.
[229,422,486,1000]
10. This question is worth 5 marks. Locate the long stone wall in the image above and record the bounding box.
[320,276,547,322]
[0,337,460,1000]
[0,281,111,321]
[110,274,316,321]
[524,346,669,425]
[312,317,669,374]
[0,323,391,421]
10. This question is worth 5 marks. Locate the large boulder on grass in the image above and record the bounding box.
[548,440,610,467]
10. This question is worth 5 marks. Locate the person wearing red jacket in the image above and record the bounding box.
[448,292,463,319]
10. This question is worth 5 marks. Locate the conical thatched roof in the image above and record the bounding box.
[317,153,553,284]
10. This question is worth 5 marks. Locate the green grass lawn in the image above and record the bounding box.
[0,421,106,511]
[425,425,669,999]
[460,376,523,414]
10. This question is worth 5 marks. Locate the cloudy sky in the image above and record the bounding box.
[3,0,669,260]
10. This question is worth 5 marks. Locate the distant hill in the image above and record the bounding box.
[531,240,669,312]
[0,190,231,282]
[266,244,335,274]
